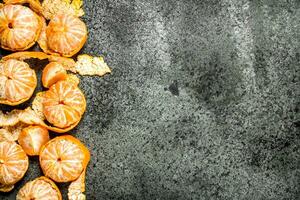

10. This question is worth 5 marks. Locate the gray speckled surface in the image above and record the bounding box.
[1,0,300,199]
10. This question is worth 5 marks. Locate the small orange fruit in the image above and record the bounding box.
[42,80,86,129]
[18,125,50,156]
[39,135,90,183]
[0,4,42,51]
[46,14,87,57]
[0,140,29,186]
[17,176,62,200]
[42,62,67,88]
[0,59,37,106]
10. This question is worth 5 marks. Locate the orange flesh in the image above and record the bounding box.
[39,135,90,182]
[46,14,87,57]
[0,59,37,105]
[0,140,29,186]
[16,176,62,200]
[42,62,67,88]
[18,125,50,156]
[42,81,86,129]
[0,4,42,51]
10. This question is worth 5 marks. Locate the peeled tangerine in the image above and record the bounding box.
[18,126,50,156]
[0,59,37,106]
[43,80,86,129]
[39,135,90,183]
[42,62,67,88]
[0,140,29,191]
[17,176,62,200]
[46,14,87,57]
[0,4,42,51]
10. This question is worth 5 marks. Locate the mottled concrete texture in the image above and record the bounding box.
[1,0,300,199]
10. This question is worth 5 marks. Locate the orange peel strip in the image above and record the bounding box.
[0,184,14,192]
[4,0,43,15]
[2,51,76,71]
[0,107,81,133]
[2,123,27,141]
[0,129,15,142]
[2,51,110,77]
[41,0,84,20]
[73,54,111,76]
[68,169,87,200]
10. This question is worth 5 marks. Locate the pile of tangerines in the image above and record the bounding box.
[0,0,110,199]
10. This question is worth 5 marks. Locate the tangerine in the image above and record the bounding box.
[0,4,42,51]
[17,176,62,200]
[39,135,90,182]
[0,59,37,106]
[46,14,87,57]
[0,140,29,186]
[42,80,86,129]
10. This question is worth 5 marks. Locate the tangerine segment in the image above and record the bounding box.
[42,62,67,88]
[39,135,90,183]
[18,126,50,156]
[17,176,62,200]
[0,59,37,105]
[43,81,86,129]
[46,14,87,57]
[0,141,29,186]
[0,5,42,51]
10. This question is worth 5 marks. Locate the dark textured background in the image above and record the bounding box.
[1,0,300,199]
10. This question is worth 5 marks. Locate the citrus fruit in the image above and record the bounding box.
[39,135,90,183]
[18,125,50,156]
[0,140,29,186]
[0,4,42,51]
[16,176,62,200]
[42,80,86,129]
[42,62,67,88]
[46,13,87,57]
[0,59,37,106]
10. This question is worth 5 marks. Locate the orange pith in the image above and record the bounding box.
[4,0,43,15]
[39,135,90,183]
[0,140,29,186]
[46,13,87,57]
[16,176,62,200]
[0,4,42,51]
[42,62,67,88]
[42,80,86,129]
[18,125,50,156]
[0,59,37,105]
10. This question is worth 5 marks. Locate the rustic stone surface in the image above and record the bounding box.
[1,0,300,199]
